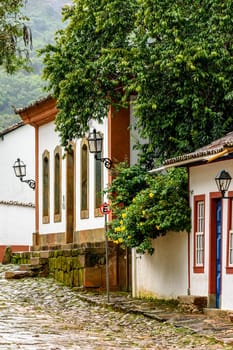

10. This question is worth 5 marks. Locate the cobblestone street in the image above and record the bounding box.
[0,265,232,350]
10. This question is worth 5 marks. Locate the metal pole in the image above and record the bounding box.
[105,213,110,303]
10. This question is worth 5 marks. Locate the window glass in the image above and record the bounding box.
[54,148,61,221]
[42,151,50,223]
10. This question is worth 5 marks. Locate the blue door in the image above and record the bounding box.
[216,199,222,308]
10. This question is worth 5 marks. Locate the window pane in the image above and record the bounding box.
[54,152,61,216]
[196,201,204,266]
[81,144,88,211]
[43,155,49,218]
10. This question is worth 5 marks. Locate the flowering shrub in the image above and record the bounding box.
[107,163,191,255]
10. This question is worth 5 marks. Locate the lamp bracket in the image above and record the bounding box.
[95,154,113,169]
[20,178,36,190]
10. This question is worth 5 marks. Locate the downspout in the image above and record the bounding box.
[187,167,191,295]
[34,125,39,246]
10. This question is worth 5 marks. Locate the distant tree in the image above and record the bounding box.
[41,0,233,162]
[0,0,32,73]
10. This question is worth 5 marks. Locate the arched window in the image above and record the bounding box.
[81,140,89,219]
[66,145,75,243]
[54,146,62,222]
[42,150,50,224]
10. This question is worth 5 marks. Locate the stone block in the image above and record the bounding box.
[78,269,83,286]
[30,257,40,265]
[83,266,102,288]
[5,271,32,279]
[19,264,31,271]
[178,295,207,313]
[40,251,50,259]
[73,270,79,287]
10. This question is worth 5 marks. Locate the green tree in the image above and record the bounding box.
[133,0,233,160]
[42,0,233,162]
[106,163,190,255]
[41,0,138,147]
[0,0,32,73]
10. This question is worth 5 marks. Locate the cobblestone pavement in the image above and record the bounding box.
[0,265,233,349]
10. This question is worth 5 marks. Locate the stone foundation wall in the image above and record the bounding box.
[10,243,131,291]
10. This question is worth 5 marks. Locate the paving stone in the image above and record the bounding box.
[0,264,232,349]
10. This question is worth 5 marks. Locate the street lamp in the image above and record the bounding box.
[87,129,112,169]
[215,169,232,199]
[13,158,35,190]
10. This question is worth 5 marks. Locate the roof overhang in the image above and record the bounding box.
[15,95,58,127]
[149,147,233,174]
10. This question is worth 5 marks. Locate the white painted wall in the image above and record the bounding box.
[0,204,34,245]
[38,119,108,235]
[190,160,233,310]
[0,124,35,246]
[38,122,65,234]
[133,231,188,299]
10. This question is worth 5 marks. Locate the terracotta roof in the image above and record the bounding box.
[0,121,24,137]
[164,131,233,166]
[15,95,57,127]
[14,94,52,114]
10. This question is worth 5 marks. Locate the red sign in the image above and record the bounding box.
[100,202,111,215]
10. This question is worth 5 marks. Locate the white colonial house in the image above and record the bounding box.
[0,122,35,261]
[134,131,233,312]
[16,95,132,289]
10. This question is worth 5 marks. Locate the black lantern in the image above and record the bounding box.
[215,169,232,198]
[13,158,36,190]
[87,129,112,169]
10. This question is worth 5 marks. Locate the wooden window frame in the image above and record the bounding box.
[54,146,62,223]
[193,195,205,273]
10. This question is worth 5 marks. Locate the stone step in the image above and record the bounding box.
[19,264,42,271]
[5,270,33,279]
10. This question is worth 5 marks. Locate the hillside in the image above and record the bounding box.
[0,0,68,131]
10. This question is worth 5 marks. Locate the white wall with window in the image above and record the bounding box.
[190,159,233,310]
[38,119,109,239]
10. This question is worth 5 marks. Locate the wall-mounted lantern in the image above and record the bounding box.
[13,158,35,190]
[215,169,232,199]
[87,129,112,169]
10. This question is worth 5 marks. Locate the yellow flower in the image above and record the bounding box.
[142,210,146,216]
[118,237,123,243]
[127,235,131,240]
[149,192,154,198]
[120,220,124,225]
[122,212,127,219]
[113,240,119,244]
[114,226,121,232]
[120,225,126,231]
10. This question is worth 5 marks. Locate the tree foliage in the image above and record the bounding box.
[0,0,32,73]
[42,0,233,161]
[41,0,138,146]
[106,163,191,255]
